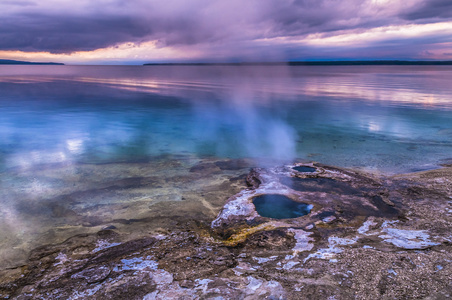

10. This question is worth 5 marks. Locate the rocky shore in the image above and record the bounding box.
[1,161,451,299]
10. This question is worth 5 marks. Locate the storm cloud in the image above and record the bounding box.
[0,0,451,61]
[402,0,452,20]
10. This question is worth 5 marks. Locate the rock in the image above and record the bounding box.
[245,169,262,188]
[215,159,253,170]
[71,266,111,283]
[1,163,452,299]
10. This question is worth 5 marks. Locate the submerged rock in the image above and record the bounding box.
[1,162,452,299]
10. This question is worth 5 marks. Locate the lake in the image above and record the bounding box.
[1,65,452,268]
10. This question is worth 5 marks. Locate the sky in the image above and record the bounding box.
[0,0,452,64]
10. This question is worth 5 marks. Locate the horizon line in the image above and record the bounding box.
[143,60,452,66]
[3,59,452,66]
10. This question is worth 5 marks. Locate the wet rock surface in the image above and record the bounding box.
[1,162,452,299]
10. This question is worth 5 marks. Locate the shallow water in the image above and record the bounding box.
[1,65,452,268]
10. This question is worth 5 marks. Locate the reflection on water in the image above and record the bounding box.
[1,65,452,268]
[1,65,452,172]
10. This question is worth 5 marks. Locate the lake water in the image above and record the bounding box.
[1,65,452,268]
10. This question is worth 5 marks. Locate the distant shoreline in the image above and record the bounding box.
[0,59,64,65]
[144,60,452,66]
[2,59,451,66]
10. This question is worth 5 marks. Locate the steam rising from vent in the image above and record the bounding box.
[191,80,297,166]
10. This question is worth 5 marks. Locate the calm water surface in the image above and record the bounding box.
[1,65,452,172]
[1,65,452,267]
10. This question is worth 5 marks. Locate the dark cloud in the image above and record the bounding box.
[0,0,451,59]
[402,0,452,20]
[0,13,151,53]
[0,2,230,53]
[262,0,363,36]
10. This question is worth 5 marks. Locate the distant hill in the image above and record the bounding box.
[144,60,452,66]
[0,59,64,65]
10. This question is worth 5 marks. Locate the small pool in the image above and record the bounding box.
[293,166,317,173]
[252,194,312,219]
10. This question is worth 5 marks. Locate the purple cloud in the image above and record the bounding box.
[0,0,451,61]
[402,0,452,20]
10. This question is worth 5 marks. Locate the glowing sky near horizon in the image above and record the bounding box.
[1,0,452,64]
